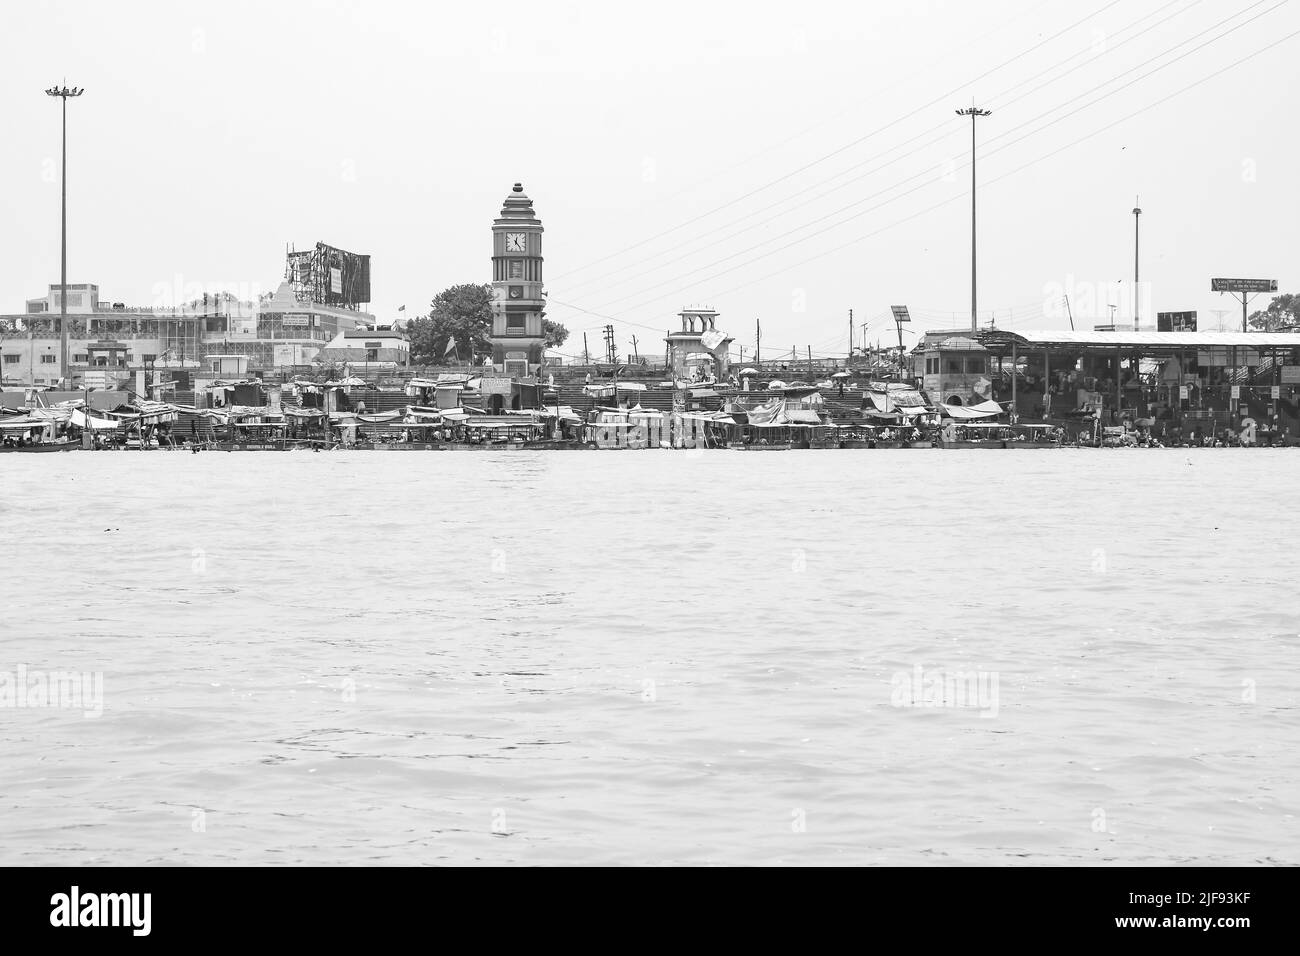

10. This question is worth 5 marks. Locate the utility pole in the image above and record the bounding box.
[807,345,813,380]
[46,82,84,390]
[848,308,854,359]
[1132,197,1142,330]
[583,331,589,365]
[629,335,639,363]
[956,105,991,335]
[755,318,761,365]
[1064,295,1075,331]
[602,324,616,364]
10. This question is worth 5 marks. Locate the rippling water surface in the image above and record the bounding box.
[1,449,1297,865]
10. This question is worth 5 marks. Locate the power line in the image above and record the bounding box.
[556,16,1294,347]
[699,24,1300,313]
[570,0,1286,319]
[548,0,1129,284]
[559,0,1200,300]
[648,0,1064,208]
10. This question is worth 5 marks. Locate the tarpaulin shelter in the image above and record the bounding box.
[583,382,647,397]
[68,408,122,431]
[939,401,1002,420]
[784,409,823,425]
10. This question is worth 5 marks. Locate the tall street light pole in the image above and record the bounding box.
[1132,197,1142,330]
[956,106,991,335]
[45,83,84,390]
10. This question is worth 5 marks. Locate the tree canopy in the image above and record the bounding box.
[406,282,569,364]
[1247,293,1300,331]
[543,317,570,349]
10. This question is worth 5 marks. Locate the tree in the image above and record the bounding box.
[405,284,571,364]
[1247,293,1300,331]
[407,283,494,365]
[314,358,348,382]
[543,318,569,349]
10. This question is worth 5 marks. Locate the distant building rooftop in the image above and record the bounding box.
[978,329,1300,351]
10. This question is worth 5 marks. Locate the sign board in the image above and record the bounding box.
[1272,385,1281,399]
[1231,386,1241,400]
[281,313,310,327]
[1156,311,1197,332]
[890,305,911,323]
[1211,278,1277,293]
[478,376,514,396]
[1178,385,1189,400]
[330,267,343,294]
[1281,366,1300,384]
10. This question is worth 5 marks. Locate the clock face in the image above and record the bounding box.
[505,233,526,253]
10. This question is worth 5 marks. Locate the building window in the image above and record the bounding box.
[74,353,88,363]
[966,357,984,374]
[506,313,525,330]
[3,354,19,364]
[142,354,157,364]
[946,359,961,374]
[40,354,57,364]
[508,260,523,279]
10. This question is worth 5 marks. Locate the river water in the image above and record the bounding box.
[1,449,1297,865]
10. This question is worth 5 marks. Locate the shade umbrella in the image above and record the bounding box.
[831,370,851,379]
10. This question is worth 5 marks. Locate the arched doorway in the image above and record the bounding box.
[946,395,963,406]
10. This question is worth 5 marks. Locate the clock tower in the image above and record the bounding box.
[489,183,546,377]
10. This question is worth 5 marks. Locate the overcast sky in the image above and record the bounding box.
[3,0,1297,359]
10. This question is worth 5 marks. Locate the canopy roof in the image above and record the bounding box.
[980,329,1300,352]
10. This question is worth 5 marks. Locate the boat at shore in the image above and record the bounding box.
[0,442,81,454]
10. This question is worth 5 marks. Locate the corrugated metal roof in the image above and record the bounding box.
[933,335,987,351]
[983,330,1300,349]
